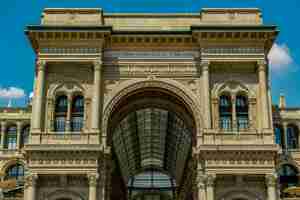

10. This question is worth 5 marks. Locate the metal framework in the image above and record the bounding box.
[112,107,192,195]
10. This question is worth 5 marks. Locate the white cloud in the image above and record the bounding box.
[29,91,34,99]
[0,87,26,99]
[268,43,293,70]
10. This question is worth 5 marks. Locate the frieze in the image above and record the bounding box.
[103,64,199,77]
[40,47,101,54]
[103,50,200,59]
[201,47,264,54]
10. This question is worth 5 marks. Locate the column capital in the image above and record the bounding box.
[24,173,38,188]
[200,60,210,71]
[206,174,216,187]
[196,173,206,189]
[17,121,23,129]
[265,173,277,187]
[257,60,267,71]
[93,60,103,71]
[36,60,46,71]
[1,121,6,128]
[67,93,73,101]
[87,173,99,187]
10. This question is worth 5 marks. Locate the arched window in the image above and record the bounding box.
[287,124,299,149]
[21,125,30,148]
[5,125,17,149]
[274,125,285,149]
[219,95,232,130]
[5,164,25,181]
[278,164,299,196]
[71,95,84,132]
[236,95,249,130]
[54,95,68,132]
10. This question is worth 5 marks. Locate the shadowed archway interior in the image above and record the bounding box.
[109,89,195,200]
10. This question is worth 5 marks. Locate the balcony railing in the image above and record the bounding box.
[219,119,249,132]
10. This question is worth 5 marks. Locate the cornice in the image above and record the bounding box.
[25,144,104,152]
[198,144,279,152]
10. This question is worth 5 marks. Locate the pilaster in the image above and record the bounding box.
[24,173,38,200]
[201,60,211,129]
[266,174,277,200]
[88,173,99,200]
[16,121,22,150]
[1,121,6,149]
[206,174,216,200]
[31,60,46,133]
[257,60,270,130]
[197,173,207,200]
[91,60,103,133]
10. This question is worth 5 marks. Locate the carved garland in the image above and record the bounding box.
[102,78,203,146]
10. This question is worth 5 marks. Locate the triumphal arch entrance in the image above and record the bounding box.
[22,7,279,200]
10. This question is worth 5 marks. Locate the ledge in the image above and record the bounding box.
[24,144,104,152]
[198,144,279,152]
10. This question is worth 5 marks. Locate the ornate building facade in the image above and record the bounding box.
[0,7,299,200]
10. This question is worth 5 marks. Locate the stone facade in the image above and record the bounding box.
[0,7,298,200]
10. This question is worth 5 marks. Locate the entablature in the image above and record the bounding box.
[195,144,278,174]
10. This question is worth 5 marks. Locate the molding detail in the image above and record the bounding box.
[87,173,99,187]
[206,174,216,187]
[102,78,203,145]
[265,174,277,187]
[24,173,38,188]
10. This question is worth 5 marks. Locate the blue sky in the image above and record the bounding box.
[0,0,299,107]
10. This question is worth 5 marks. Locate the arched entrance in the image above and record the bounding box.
[107,87,198,200]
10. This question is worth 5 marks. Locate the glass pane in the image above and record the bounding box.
[287,126,299,149]
[6,126,17,150]
[5,164,24,181]
[55,95,68,112]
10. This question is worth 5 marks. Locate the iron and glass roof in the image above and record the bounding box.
[112,107,192,185]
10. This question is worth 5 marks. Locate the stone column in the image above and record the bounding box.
[1,121,6,149]
[88,173,99,200]
[197,173,207,200]
[16,121,22,150]
[298,123,300,149]
[232,96,237,131]
[248,98,256,130]
[258,61,270,130]
[83,98,91,131]
[47,98,55,132]
[91,60,102,132]
[266,174,277,200]
[211,98,219,129]
[283,122,288,151]
[206,174,216,200]
[25,174,37,200]
[31,60,46,132]
[66,94,72,132]
[201,60,211,129]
